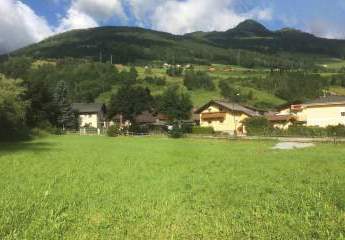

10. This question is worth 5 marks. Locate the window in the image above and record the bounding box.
[88,114,92,118]
[208,108,212,112]
[341,112,345,117]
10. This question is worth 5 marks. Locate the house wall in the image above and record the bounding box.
[273,121,293,130]
[277,108,291,115]
[79,113,99,128]
[199,105,249,135]
[302,105,345,127]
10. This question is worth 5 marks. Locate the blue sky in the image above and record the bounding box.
[1,0,345,54]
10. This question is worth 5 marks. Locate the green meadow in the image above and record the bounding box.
[0,136,344,239]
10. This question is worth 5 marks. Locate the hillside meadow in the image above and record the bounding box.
[0,135,344,239]
[96,64,286,108]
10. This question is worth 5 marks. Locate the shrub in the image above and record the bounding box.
[168,123,185,138]
[243,117,273,136]
[129,124,150,134]
[184,70,215,90]
[192,126,215,135]
[30,128,50,138]
[167,66,183,77]
[107,125,121,137]
[181,122,194,133]
[287,125,327,137]
[144,76,166,86]
[326,124,345,137]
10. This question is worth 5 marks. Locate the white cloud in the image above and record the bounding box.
[73,0,126,21]
[55,7,98,32]
[128,0,272,34]
[150,0,241,34]
[127,0,164,25]
[55,0,126,33]
[0,0,128,54]
[0,0,53,54]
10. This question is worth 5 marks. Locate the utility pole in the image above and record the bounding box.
[99,50,102,63]
[233,92,240,136]
[110,54,113,65]
[237,50,241,66]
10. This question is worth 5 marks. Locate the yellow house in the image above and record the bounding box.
[72,103,107,129]
[271,96,345,128]
[195,100,261,135]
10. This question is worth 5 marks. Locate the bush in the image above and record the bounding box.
[181,122,194,133]
[243,117,273,136]
[191,126,214,135]
[107,125,121,137]
[287,125,327,137]
[30,128,50,138]
[168,123,185,138]
[167,66,183,77]
[184,70,214,90]
[128,124,150,134]
[326,124,345,137]
[0,126,31,142]
[144,76,166,86]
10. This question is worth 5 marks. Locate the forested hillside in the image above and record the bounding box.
[6,20,345,69]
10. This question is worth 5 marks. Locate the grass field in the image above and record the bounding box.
[1,136,344,239]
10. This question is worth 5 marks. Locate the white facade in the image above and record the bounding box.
[277,101,345,127]
[79,113,99,128]
[303,105,345,127]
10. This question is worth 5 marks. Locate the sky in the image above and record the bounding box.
[0,0,345,54]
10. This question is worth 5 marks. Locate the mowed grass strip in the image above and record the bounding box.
[0,136,344,239]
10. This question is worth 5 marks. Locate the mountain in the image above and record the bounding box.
[199,20,345,56]
[9,20,345,65]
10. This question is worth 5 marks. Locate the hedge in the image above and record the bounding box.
[191,126,215,135]
[243,116,345,137]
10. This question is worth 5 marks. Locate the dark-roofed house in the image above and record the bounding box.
[134,111,158,125]
[195,100,261,135]
[72,103,106,128]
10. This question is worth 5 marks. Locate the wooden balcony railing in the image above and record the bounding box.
[201,112,226,121]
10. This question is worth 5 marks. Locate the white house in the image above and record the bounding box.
[269,96,345,128]
[72,103,106,129]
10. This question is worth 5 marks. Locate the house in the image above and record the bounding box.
[266,114,297,130]
[273,96,345,127]
[195,100,261,135]
[295,96,345,127]
[72,103,107,129]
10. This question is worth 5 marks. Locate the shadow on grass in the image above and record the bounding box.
[0,140,56,156]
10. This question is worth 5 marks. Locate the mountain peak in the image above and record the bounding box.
[233,19,270,33]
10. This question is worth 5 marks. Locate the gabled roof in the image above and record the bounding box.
[72,103,105,113]
[195,100,261,117]
[266,114,296,122]
[135,111,157,124]
[304,96,345,106]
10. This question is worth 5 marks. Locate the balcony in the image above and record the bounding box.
[201,112,226,121]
